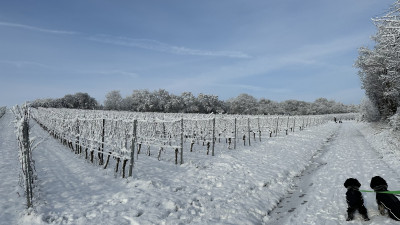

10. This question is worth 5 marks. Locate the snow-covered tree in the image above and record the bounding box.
[197,93,224,114]
[166,94,184,113]
[389,107,400,130]
[257,98,281,115]
[180,92,199,113]
[74,92,98,109]
[120,95,134,111]
[280,100,310,115]
[227,93,258,114]
[153,89,171,112]
[359,97,380,122]
[355,0,400,118]
[104,90,123,110]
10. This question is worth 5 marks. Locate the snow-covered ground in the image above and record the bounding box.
[1,110,400,225]
[0,111,26,225]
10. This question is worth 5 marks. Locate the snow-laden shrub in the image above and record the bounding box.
[389,107,400,131]
[359,97,380,122]
[0,106,6,118]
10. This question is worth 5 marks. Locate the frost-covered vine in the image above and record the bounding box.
[11,105,36,208]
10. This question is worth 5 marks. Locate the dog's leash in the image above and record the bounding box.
[360,190,400,197]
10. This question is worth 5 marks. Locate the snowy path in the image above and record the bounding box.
[2,111,400,224]
[267,122,400,225]
[0,112,25,225]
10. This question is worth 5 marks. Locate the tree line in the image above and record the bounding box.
[104,89,355,115]
[355,0,400,121]
[30,91,357,116]
[30,92,98,110]
[30,90,356,115]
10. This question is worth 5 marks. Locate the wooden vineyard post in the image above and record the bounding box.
[75,119,80,154]
[275,117,279,137]
[257,117,261,142]
[104,152,111,169]
[247,118,251,146]
[162,122,166,138]
[180,118,184,165]
[293,118,296,132]
[90,150,94,163]
[234,118,237,150]
[286,116,290,135]
[122,159,128,178]
[115,157,120,173]
[190,140,194,152]
[212,118,215,156]
[22,119,32,208]
[99,119,105,165]
[129,119,137,177]
[175,148,179,165]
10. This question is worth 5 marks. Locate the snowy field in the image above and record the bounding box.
[1,110,400,225]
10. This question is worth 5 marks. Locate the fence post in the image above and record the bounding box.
[212,118,215,156]
[248,118,251,146]
[75,119,80,154]
[22,119,32,208]
[275,117,279,137]
[258,117,261,142]
[234,118,237,150]
[293,118,296,132]
[129,119,137,177]
[286,116,290,135]
[100,119,105,165]
[180,118,184,164]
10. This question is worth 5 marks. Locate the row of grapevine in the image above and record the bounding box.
[31,107,357,178]
[11,105,35,208]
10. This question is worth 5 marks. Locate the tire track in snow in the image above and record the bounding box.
[266,126,339,224]
[267,122,400,224]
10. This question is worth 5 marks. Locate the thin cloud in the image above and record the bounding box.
[0,21,249,58]
[0,21,78,35]
[163,34,367,91]
[213,83,267,92]
[0,60,55,69]
[81,70,139,78]
[87,35,250,58]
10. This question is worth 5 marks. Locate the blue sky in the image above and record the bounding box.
[0,0,394,106]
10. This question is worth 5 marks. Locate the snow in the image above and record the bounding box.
[1,110,400,224]
[0,111,26,225]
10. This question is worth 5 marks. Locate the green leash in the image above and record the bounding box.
[360,190,400,195]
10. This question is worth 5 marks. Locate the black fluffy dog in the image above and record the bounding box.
[344,178,370,221]
[370,176,400,221]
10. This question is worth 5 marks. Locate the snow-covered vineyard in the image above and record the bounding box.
[30,108,356,175]
[1,107,400,225]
